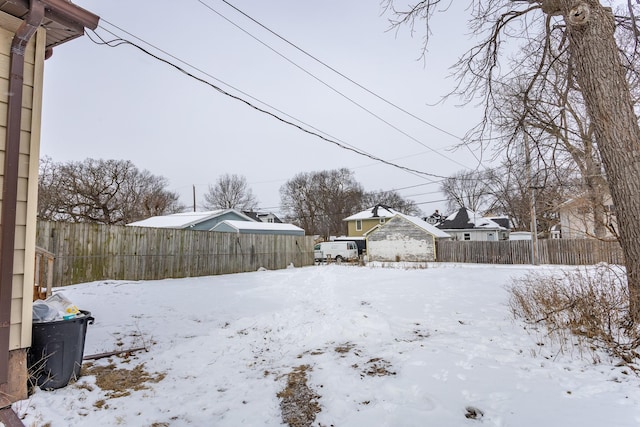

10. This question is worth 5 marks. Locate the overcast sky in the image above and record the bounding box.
[41,0,488,217]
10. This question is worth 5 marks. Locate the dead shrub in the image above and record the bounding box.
[508,264,640,366]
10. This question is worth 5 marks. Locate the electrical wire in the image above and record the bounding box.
[85,28,454,181]
[95,20,442,185]
[215,0,483,166]
[197,0,480,171]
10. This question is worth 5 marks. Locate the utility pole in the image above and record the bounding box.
[192,185,196,212]
[524,133,539,265]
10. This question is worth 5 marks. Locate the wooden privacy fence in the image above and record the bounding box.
[436,239,625,265]
[36,221,316,287]
[34,246,54,300]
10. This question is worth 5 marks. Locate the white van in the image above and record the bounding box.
[314,241,359,262]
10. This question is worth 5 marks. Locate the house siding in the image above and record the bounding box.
[191,211,250,231]
[441,229,503,242]
[347,218,387,237]
[558,195,617,240]
[0,14,45,352]
[366,217,436,262]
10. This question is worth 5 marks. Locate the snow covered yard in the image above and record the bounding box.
[13,263,640,426]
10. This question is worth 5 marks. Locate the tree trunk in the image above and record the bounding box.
[562,1,640,320]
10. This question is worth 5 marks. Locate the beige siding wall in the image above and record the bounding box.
[347,218,388,237]
[0,11,46,350]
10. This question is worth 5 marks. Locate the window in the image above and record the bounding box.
[380,218,385,224]
[463,233,471,241]
[356,219,362,231]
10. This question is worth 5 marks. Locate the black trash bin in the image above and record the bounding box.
[28,310,94,390]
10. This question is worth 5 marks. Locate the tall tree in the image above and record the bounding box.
[483,161,571,235]
[384,1,640,321]
[489,30,613,239]
[280,169,364,237]
[38,157,183,224]
[202,174,258,211]
[440,169,492,213]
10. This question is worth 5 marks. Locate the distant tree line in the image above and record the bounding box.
[37,157,184,225]
[279,168,420,237]
[37,159,421,235]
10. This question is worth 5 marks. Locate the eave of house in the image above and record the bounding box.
[0,0,99,49]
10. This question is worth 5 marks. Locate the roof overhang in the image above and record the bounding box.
[0,0,99,48]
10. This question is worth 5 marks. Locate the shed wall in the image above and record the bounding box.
[367,217,436,262]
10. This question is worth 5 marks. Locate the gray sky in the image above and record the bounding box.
[41,0,486,216]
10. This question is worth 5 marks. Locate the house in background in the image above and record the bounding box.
[211,220,304,236]
[484,215,511,231]
[556,194,617,240]
[437,208,509,241]
[127,209,255,231]
[243,211,282,224]
[128,209,304,236]
[343,204,400,237]
[366,214,451,262]
[509,231,532,240]
[0,0,99,410]
[424,209,446,226]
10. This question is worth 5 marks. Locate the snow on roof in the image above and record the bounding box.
[343,205,399,221]
[213,220,304,233]
[395,213,452,238]
[127,209,251,229]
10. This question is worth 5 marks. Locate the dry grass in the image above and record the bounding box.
[351,358,396,378]
[508,264,640,367]
[83,362,166,402]
[277,365,320,427]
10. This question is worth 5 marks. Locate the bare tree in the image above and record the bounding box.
[362,190,421,215]
[440,169,492,213]
[202,174,258,211]
[384,0,640,321]
[38,157,183,224]
[483,161,570,235]
[489,32,613,239]
[280,169,364,237]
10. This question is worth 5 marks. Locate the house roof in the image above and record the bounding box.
[127,209,255,229]
[0,0,99,49]
[343,205,400,221]
[212,220,304,234]
[395,214,452,238]
[485,216,511,230]
[243,211,283,223]
[438,208,506,230]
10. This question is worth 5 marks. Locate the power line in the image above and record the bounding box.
[92,23,410,181]
[391,182,442,191]
[85,27,454,181]
[197,0,479,171]
[95,20,440,185]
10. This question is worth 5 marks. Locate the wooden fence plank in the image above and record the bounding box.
[436,239,623,265]
[36,221,316,286]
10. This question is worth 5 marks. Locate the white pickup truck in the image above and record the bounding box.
[313,241,359,262]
